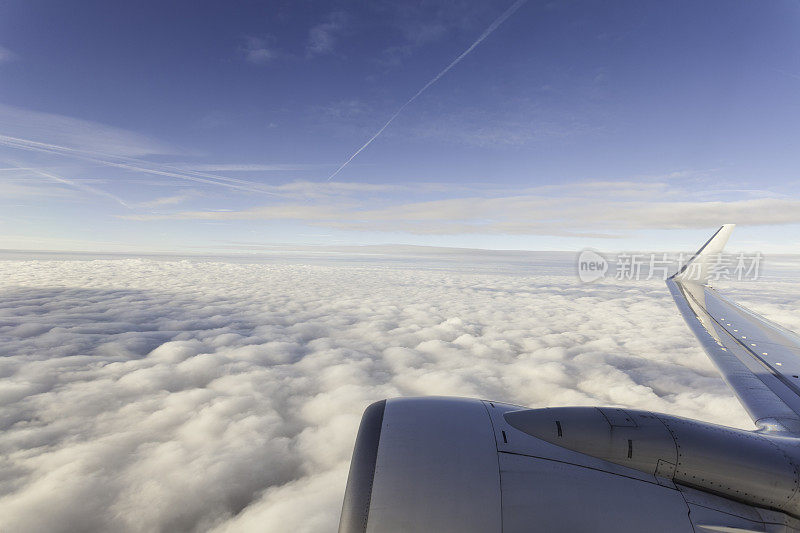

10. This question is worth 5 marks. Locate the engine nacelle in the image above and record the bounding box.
[340,398,759,532]
[505,406,800,516]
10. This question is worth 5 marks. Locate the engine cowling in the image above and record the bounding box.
[339,397,502,533]
[339,398,721,533]
[504,406,800,516]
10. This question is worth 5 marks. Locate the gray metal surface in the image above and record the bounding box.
[680,485,800,532]
[504,406,800,517]
[499,452,695,532]
[365,397,502,533]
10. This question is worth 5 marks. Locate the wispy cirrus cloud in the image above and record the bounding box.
[0,177,75,199]
[240,11,349,65]
[19,164,130,208]
[0,132,287,196]
[180,163,323,172]
[241,36,278,64]
[119,179,800,237]
[0,104,169,157]
[375,1,508,67]
[137,192,198,208]
[306,12,349,57]
[326,0,528,181]
[0,46,17,63]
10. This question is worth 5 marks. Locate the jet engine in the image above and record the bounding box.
[339,397,800,532]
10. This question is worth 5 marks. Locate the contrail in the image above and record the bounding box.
[3,158,131,208]
[0,134,287,196]
[326,0,527,182]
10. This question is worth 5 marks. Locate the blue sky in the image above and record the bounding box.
[2,0,800,253]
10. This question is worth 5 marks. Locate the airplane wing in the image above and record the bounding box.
[667,224,800,434]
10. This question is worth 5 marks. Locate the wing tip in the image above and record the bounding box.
[671,224,736,283]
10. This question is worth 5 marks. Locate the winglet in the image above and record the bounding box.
[671,224,736,283]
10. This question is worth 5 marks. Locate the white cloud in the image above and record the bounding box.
[0,253,775,531]
[119,180,800,237]
[241,37,278,64]
[246,48,275,64]
[0,175,75,199]
[375,2,502,67]
[138,192,197,208]
[0,46,16,63]
[306,12,348,57]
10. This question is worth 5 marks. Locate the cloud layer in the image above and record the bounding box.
[121,179,800,237]
[2,254,793,532]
